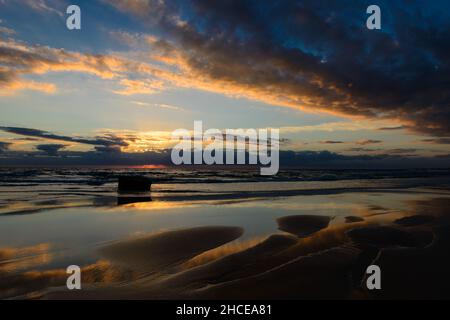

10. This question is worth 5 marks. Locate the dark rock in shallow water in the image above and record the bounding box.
[277,215,331,237]
[394,215,435,227]
[118,176,152,192]
[345,216,365,223]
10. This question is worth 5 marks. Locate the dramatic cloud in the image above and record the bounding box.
[0,148,447,169]
[105,0,160,16]
[0,33,175,96]
[13,137,40,141]
[0,123,445,168]
[387,148,418,155]
[0,141,11,152]
[113,79,165,95]
[36,144,66,156]
[421,138,450,145]
[355,139,383,146]
[104,0,450,136]
[94,146,122,153]
[347,147,380,153]
[0,126,129,148]
[0,36,135,95]
[319,140,345,144]
[15,0,63,17]
[348,147,420,156]
[2,0,450,138]
[0,126,183,153]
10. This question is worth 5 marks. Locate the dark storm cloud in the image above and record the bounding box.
[348,147,380,152]
[386,148,418,154]
[356,139,383,145]
[108,0,450,136]
[0,126,129,147]
[348,147,419,155]
[0,141,11,152]
[0,148,445,169]
[94,146,122,153]
[0,149,172,166]
[13,137,40,141]
[421,138,450,145]
[0,67,18,84]
[319,140,345,144]
[36,144,66,156]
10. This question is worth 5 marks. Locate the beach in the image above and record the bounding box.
[1,168,450,299]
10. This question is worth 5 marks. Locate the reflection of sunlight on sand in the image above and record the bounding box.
[0,259,135,299]
[181,236,268,269]
[0,243,52,272]
[225,198,356,211]
[281,223,359,259]
[213,192,426,221]
[2,190,450,299]
[0,243,50,260]
[0,252,53,273]
[112,199,255,211]
[351,204,412,223]
[0,198,95,215]
[0,244,134,298]
[99,226,244,274]
[406,197,450,218]
[112,200,199,211]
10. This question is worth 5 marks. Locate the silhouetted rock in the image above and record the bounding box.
[118,176,152,192]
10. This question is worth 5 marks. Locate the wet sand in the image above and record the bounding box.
[99,226,244,272]
[277,215,332,237]
[2,189,450,299]
[33,196,450,299]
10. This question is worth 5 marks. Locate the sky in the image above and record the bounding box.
[0,0,450,167]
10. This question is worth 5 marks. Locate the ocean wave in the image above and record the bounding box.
[1,168,450,186]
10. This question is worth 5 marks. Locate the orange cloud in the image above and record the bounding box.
[113,78,164,95]
[0,79,56,95]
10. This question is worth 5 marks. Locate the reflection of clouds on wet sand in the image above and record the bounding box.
[0,243,52,273]
[365,198,450,299]
[1,193,450,299]
[0,259,136,299]
[0,243,50,261]
[99,226,243,273]
[181,236,268,269]
[65,197,450,299]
